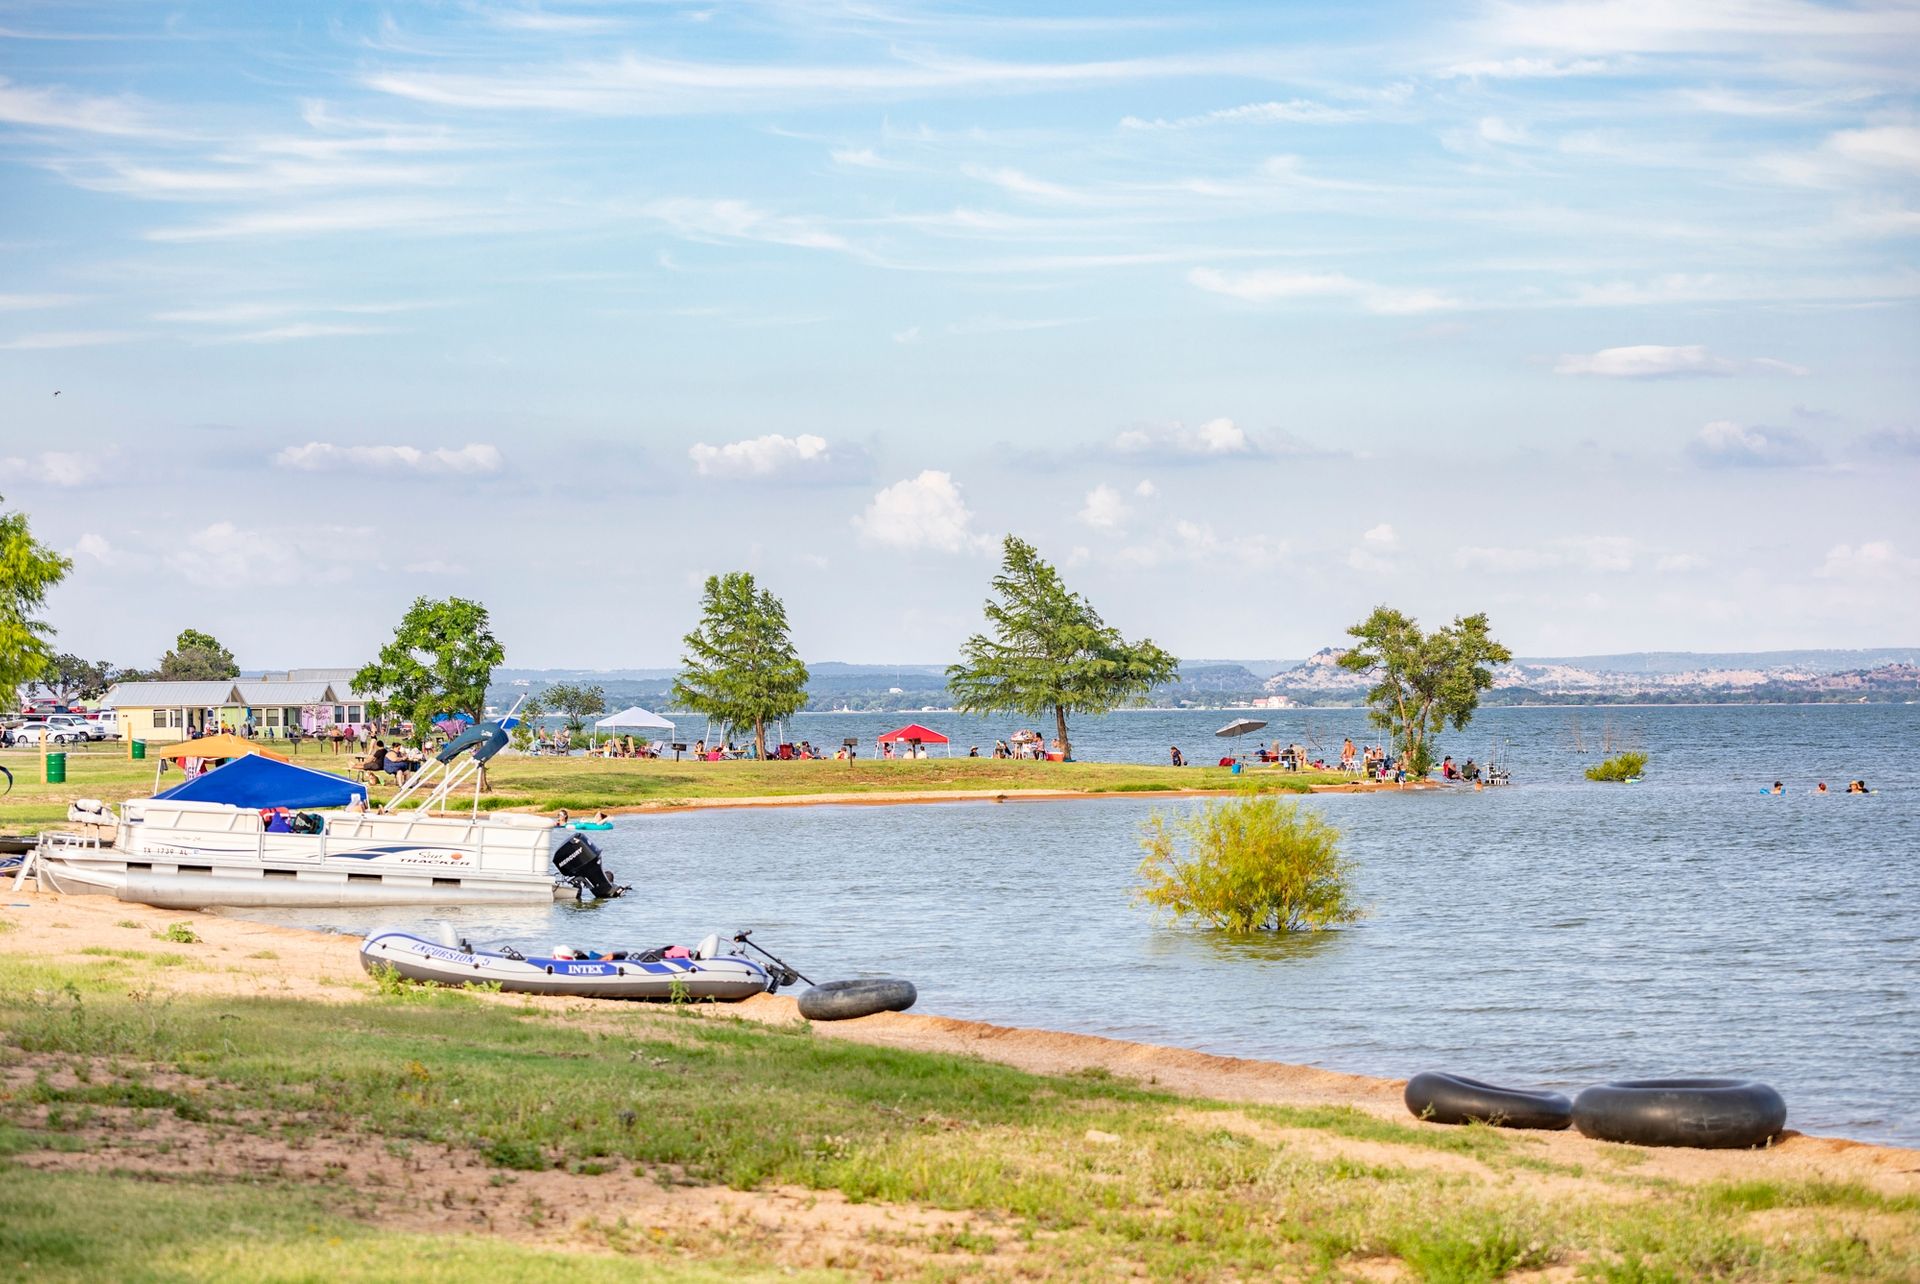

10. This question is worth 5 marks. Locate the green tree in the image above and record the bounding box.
[544,682,606,735]
[0,497,73,707]
[947,535,1178,759]
[158,628,239,681]
[672,572,809,760]
[354,597,504,742]
[43,653,116,706]
[508,695,546,753]
[1336,606,1512,778]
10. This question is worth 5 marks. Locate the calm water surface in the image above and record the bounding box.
[242,706,1920,1146]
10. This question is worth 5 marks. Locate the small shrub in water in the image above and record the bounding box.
[1586,751,1648,783]
[1134,796,1361,933]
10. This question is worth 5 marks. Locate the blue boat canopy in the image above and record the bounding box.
[154,754,368,810]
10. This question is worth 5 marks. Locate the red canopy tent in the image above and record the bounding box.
[876,723,950,757]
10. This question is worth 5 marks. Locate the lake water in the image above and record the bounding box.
[239,706,1920,1147]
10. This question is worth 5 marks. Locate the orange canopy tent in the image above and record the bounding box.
[156,733,288,764]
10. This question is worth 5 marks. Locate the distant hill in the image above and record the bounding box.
[484,648,1920,714]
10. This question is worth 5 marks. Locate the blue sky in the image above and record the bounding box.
[2,0,1917,669]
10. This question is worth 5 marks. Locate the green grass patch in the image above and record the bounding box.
[0,745,1350,832]
[0,959,1911,1281]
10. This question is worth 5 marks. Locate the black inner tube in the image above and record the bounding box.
[797,978,917,1022]
[1404,1071,1573,1130]
[1573,1078,1787,1149]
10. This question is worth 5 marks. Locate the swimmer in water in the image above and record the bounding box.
[1816,782,1828,794]
[1769,781,1784,795]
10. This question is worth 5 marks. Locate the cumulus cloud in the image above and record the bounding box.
[1112,418,1252,458]
[1687,420,1821,468]
[1117,520,1288,571]
[853,470,990,554]
[1346,523,1399,573]
[1554,344,1807,378]
[1077,484,1131,530]
[1858,427,1920,456]
[165,522,360,588]
[273,442,503,474]
[688,432,830,478]
[1188,267,1458,315]
[1818,541,1917,580]
[1,451,101,486]
[1133,479,1158,498]
[1454,536,1647,574]
[74,533,122,566]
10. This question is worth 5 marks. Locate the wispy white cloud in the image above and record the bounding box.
[1472,0,1920,55]
[0,75,178,138]
[1188,267,1459,314]
[641,197,857,255]
[144,198,485,243]
[853,470,991,554]
[0,293,81,311]
[1441,55,1614,78]
[481,7,628,35]
[1120,99,1368,130]
[0,329,142,350]
[1554,344,1807,377]
[273,442,504,474]
[1828,125,1920,174]
[364,50,1271,116]
[214,322,397,344]
[689,433,832,478]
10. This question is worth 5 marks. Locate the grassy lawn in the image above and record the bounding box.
[1,950,1913,1281]
[0,745,1344,832]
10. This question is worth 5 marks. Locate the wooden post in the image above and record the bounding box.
[40,727,48,781]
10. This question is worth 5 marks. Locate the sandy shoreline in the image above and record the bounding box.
[2,888,1913,1196]
[512,776,1434,818]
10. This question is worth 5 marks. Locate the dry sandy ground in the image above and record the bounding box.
[526,776,1429,818]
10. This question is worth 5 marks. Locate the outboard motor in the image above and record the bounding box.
[552,832,625,900]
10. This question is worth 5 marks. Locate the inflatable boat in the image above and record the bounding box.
[359,930,784,1001]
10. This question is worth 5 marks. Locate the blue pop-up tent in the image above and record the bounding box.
[153,754,367,810]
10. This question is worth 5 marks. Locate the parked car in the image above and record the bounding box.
[84,712,120,740]
[7,715,91,746]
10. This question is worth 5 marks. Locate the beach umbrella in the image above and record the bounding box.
[1215,718,1268,739]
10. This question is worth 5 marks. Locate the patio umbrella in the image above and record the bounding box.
[1215,718,1268,739]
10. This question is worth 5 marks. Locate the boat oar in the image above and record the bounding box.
[731,929,812,986]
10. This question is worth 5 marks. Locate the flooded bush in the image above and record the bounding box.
[1134,796,1361,933]
[1586,751,1648,782]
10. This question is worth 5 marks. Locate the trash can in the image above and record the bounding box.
[131,739,146,760]
[45,750,66,783]
[1230,761,1243,775]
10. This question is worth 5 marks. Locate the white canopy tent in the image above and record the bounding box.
[596,706,676,732]
[593,706,676,749]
